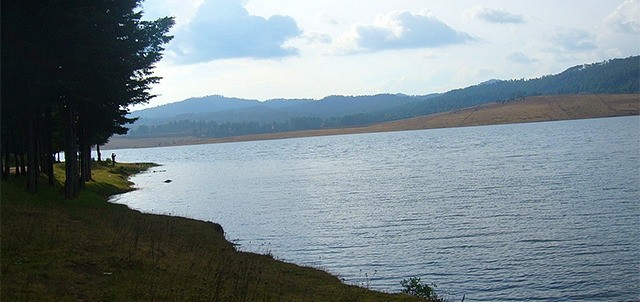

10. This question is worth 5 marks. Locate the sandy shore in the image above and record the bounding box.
[104,94,639,149]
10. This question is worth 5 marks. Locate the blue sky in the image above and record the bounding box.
[136,0,639,109]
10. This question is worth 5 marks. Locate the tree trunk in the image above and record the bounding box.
[65,146,80,198]
[78,121,92,184]
[79,143,92,183]
[20,151,26,176]
[64,107,80,199]
[1,142,5,179]
[15,153,21,175]
[26,116,38,193]
[44,107,55,185]
[39,135,54,185]
[96,144,102,162]
[3,147,10,178]
[0,144,4,180]
[42,135,55,185]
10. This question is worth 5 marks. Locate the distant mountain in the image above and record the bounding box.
[269,94,436,118]
[131,95,262,119]
[125,56,639,138]
[129,93,434,126]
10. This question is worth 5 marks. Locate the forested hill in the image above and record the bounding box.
[126,56,639,138]
[130,93,434,125]
[398,56,639,118]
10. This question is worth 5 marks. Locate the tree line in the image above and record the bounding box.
[128,114,385,138]
[1,0,173,198]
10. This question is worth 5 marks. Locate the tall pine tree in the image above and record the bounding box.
[1,0,173,198]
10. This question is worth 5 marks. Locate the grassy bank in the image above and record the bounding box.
[1,162,422,301]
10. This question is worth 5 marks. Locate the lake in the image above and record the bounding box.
[109,116,639,301]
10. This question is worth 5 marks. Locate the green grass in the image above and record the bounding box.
[1,162,423,301]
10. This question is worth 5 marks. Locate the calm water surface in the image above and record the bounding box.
[110,116,640,301]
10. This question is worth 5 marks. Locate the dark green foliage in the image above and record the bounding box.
[127,114,383,138]
[400,277,443,301]
[1,0,173,197]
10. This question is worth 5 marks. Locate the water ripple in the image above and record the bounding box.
[110,116,640,301]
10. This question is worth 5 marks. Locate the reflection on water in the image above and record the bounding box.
[110,116,640,301]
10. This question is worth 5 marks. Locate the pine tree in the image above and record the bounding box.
[1,0,173,198]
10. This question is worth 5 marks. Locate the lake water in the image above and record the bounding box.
[109,116,640,301]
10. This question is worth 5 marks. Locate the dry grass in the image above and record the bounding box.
[1,163,422,301]
[377,93,639,130]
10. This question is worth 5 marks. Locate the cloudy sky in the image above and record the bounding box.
[136,0,639,109]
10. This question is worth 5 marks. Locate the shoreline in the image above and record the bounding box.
[104,94,639,150]
[1,162,424,301]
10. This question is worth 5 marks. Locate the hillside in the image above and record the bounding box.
[400,56,639,118]
[124,56,639,139]
[362,94,638,132]
[104,94,639,149]
[129,93,430,127]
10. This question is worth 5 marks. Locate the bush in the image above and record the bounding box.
[400,277,443,301]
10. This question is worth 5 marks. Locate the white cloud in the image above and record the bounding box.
[136,0,637,109]
[141,0,202,26]
[591,0,640,60]
[336,11,474,54]
[466,7,525,24]
[169,0,302,63]
[303,33,332,44]
[604,0,640,34]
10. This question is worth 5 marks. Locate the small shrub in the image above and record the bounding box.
[400,277,443,301]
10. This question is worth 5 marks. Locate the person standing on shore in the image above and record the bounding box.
[111,153,116,166]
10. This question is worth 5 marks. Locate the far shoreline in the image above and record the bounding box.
[104,94,639,150]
